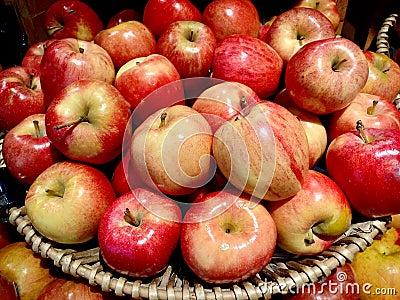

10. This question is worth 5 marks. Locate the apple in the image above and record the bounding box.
[106,8,142,28]
[130,104,214,196]
[212,34,283,100]
[181,190,277,284]
[0,274,18,300]
[142,0,202,38]
[97,188,182,277]
[285,37,369,115]
[0,66,45,132]
[265,7,336,65]
[212,101,309,201]
[258,16,276,42]
[115,53,183,110]
[2,114,64,185]
[0,242,57,300]
[390,214,400,229]
[327,92,400,142]
[45,0,103,41]
[360,50,400,103]
[94,20,157,70]
[293,0,341,31]
[45,79,131,165]
[202,0,260,42]
[266,169,352,255]
[25,160,116,244]
[326,121,400,218]
[351,227,400,300]
[40,38,115,107]
[0,222,18,250]
[156,20,217,78]
[21,39,57,73]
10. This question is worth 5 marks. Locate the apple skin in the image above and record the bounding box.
[326,126,400,218]
[212,34,283,100]
[360,50,400,102]
[266,170,352,255]
[350,227,400,300]
[181,190,277,284]
[115,53,183,110]
[0,223,19,250]
[156,20,217,78]
[327,92,400,142]
[0,274,18,300]
[0,66,45,132]
[94,20,157,70]
[0,242,57,300]
[45,0,103,41]
[2,114,64,185]
[98,188,182,277]
[265,7,336,65]
[285,37,369,115]
[106,8,142,28]
[294,0,341,31]
[258,16,276,42]
[202,0,260,42]
[212,101,309,201]
[45,79,131,165]
[21,39,57,73]
[25,160,116,244]
[40,38,115,107]
[142,0,202,38]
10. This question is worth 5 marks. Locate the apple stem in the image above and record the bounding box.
[29,72,37,90]
[79,47,84,54]
[189,30,194,42]
[297,35,305,46]
[45,189,63,198]
[124,208,141,227]
[240,96,248,109]
[53,115,89,130]
[332,58,347,71]
[367,100,379,115]
[33,120,41,138]
[356,120,371,143]
[304,228,315,245]
[159,112,167,128]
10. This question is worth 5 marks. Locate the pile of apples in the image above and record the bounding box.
[1,0,400,298]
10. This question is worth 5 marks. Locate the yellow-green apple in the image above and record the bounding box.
[21,39,57,73]
[142,0,202,38]
[267,169,352,255]
[0,242,57,300]
[45,0,103,41]
[97,188,182,277]
[390,214,400,229]
[293,0,341,31]
[0,274,18,300]
[94,20,156,70]
[115,53,183,110]
[156,20,217,78]
[2,114,64,185]
[327,92,400,142]
[130,104,214,196]
[326,121,400,218]
[25,160,116,244]
[265,7,336,65]
[106,8,142,28]
[202,0,260,42]
[275,88,328,168]
[0,66,45,132]
[285,37,369,115]
[213,100,309,201]
[258,16,276,42]
[212,34,283,100]
[40,38,115,107]
[180,190,277,284]
[45,79,131,165]
[350,227,400,300]
[360,50,400,102]
[191,80,262,133]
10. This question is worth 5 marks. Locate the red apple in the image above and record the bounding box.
[21,39,57,73]
[181,190,277,284]
[40,38,115,107]
[0,274,18,300]
[285,37,369,115]
[294,0,341,31]
[106,8,142,28]
[0,66,45,132]
[327,92,400,142]
[258,16,276,42]
[0,222,18,250]
[360,50,400,103]
[212,34,283,100]
[25,160,116,244]
[142,0,202,38]
[202,0,260,42]
[45,0,103,41]
[265,7,336,65]
[156,20,217,78]
[94,20,156,70]
[2,114,64,185]
[267,170,352,255]
[45,79,131,165]
[326,121,400,218]
[98,188,182,277]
